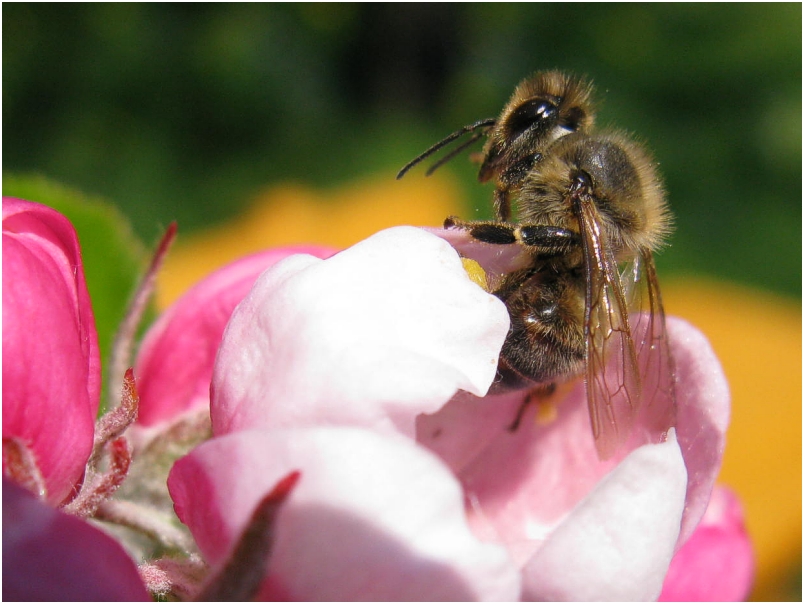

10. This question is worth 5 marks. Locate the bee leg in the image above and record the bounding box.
[517,224,579,256]
[444,216,519,244]
[493,188,511,222]
[507,383,558,432]
[494,152,543,220]
[444,217,579,256]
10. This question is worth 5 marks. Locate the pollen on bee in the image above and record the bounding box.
[461,257,489,291]
[533,398,559,425]
[527,381,576,426]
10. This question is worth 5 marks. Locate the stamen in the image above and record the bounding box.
[2,437,46,499]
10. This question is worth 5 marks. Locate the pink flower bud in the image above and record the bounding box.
[2,198,100,505]
[3,479,149,600]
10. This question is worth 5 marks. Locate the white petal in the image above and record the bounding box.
[521,431,687,601]
[211,226,509,438]
[169,427,521,601]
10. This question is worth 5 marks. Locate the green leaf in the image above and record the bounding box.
[4,173,147,413]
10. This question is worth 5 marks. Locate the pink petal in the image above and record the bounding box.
[135,245,335,427]
[2,198,100,505]
[660,485,754,601]
[211,226,510,438]
[2,479,150,601]
[670,317,731,547]
[521,432,687,601]
[424,225,531,277]
[418,317,729,566]
[168,427,521,601]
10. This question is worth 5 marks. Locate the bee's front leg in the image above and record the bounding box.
[444,216,519,244]
[444,216,579,257]
[517,224,579,256]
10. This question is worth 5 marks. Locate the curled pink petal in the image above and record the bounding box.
[660,485,754,601]
[2,198,100,505]
[424,225,531,277]
[521,432,687,601]
[2,479,150,601]
[211,226,510,438]
[669,317,731,547]
[135,245,335,427]
[168,427,521,601]
[418,317,729,574]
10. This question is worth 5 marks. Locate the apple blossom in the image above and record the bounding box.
[2,198,152,600]
[192,225,747,600]
[3,198,101,506]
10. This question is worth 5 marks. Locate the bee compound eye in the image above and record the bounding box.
[508,99,558,139]
[535,101,557,119]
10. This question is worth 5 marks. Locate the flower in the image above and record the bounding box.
[2,198,101,506]
[158,177,794,599]
[167,226,747,600]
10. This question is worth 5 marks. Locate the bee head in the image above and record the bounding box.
[479,71,596,183]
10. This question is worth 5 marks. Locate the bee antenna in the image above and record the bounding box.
[396,118,495,180]
[424,130,487,176]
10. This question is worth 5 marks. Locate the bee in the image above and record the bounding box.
[398,73,677,460]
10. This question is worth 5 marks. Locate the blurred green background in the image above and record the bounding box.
[3,3,801,298]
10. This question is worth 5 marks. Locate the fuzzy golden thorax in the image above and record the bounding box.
[517,131,672,257]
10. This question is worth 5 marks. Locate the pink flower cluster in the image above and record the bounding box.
[3,198,754,600]
[3,199,148,600]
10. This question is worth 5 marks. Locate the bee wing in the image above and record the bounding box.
[575,196,641,460]
[620,250,677,436]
